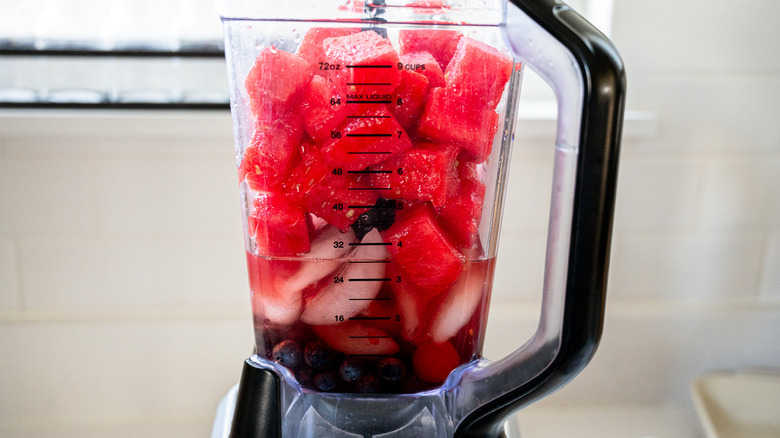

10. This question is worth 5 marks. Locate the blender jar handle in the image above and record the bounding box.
[454,1,625,437]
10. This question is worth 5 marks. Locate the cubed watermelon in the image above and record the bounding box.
[301,75,349,144]
[418,87,499,161]
[399,29,463,70]
[400,51,445,88]
[296,27,360,78]
[437,160,486,250]
[248,194,311,256]
[245,47,312,119]
[444,36,513,109]
[238,112,304,193]
[389,69,429,133]
[320,106,413,171]
[369,143,459,208]
[283,142,331,204]
[304,169,379,232]
[382,204,464,296]
[323,31,402,96]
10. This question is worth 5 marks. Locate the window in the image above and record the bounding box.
[0,0,612,108]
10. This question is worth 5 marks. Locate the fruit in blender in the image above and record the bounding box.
[240,28,512,392]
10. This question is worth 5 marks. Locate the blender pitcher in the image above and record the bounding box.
[217,0,624,436]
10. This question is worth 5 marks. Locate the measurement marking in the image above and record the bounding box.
[348,187,391,191]
[346,100,392,104]
[347,133,392,138]
[346,65,393,69]
[347,115,391,119]
[347,170,392,174]
[349,242,392,246]
[349,316,392,320]
[347,82,392,86]
[348,278,391,282]
[349,336,391,339]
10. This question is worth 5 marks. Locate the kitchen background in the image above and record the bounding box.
[1,0,778,437]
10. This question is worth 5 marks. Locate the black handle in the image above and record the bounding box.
[229,359,282,438]
[455,1,626,437]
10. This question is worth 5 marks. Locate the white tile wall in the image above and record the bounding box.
[1,0,780,435]
[0,239,21,310]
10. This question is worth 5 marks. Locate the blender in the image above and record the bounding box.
[214,0,625,436]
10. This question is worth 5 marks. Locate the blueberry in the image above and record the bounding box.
[297,367,314,387]
[351,198,396,239]
[338,358,366,382]
[304,341,334,370]
[376,357,406,381]
[272,340,303,369]
[313,371,338,392]
[355,373,382,393]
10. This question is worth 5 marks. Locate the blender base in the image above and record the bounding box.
[210,384,521,438]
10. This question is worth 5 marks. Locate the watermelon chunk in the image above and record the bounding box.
[323,31,402,96]
[296,27,360,78]
[399,29,463,70]
[383,204,464,296]
[301,75,349,144]
[248,194,310,256]
[312,321,400,356]
[401,51,445,88]
[320,106,413,171]
[284,142,331,205]
[369,143,459,208]
[389,69,429,133]
[418,87,499,161]
[238,114,303,193]
[437,160,486,249]
[245,47,312,119]
[304,168,379,232]
[444,36,513,109]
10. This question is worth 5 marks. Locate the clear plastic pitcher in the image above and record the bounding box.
[218,0,625,436]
